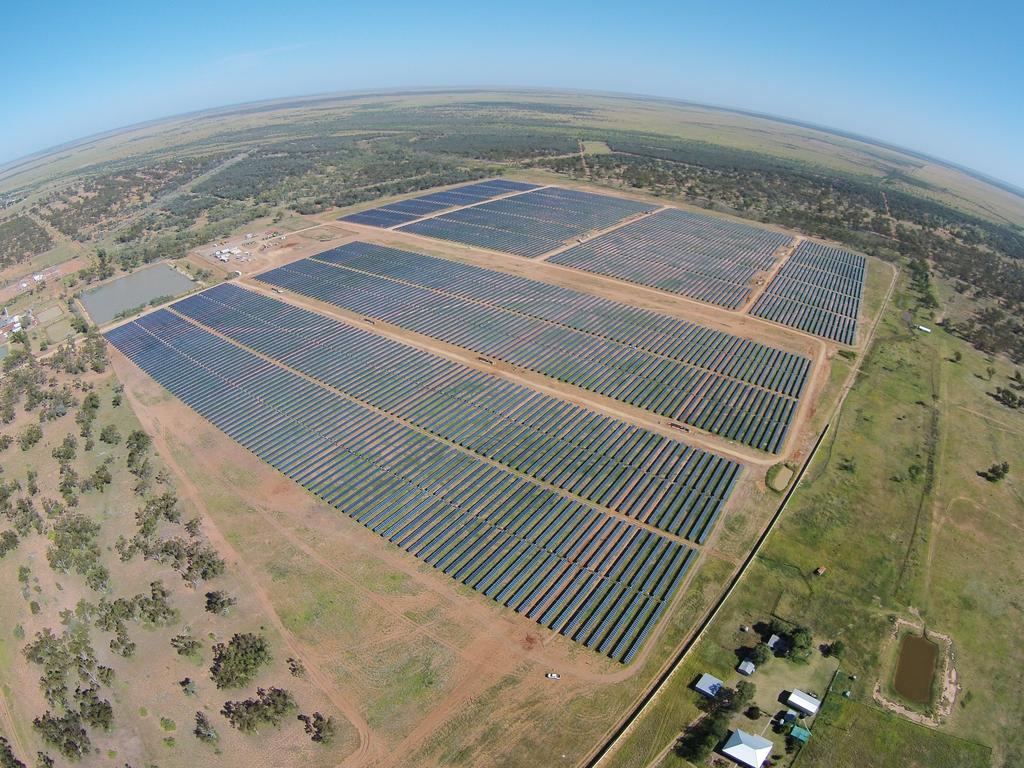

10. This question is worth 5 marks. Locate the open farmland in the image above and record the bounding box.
[750,240,866,344]
[548,208,792,309]
[254,242,811,453]
[397,186,656,257]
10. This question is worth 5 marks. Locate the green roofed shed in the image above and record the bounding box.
[790,725,811,743]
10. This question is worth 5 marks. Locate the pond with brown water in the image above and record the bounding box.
[894,632,939,704]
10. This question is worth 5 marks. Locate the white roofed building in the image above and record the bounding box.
[694,672,723,698]
[786,689,821,716]
[721,729,773,768]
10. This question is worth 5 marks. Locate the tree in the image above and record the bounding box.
[209,633,271,689]
[750,642,772,665]
[0,530,19,559]
[298,712,335,744]
[789,625,814,663]
[171,632,201,657]
[193,712,218,745]
[221,688,296,733]
[98,425,121,445]
[828,639,846,658]
[734,681,756,709]
[0,736,26,768]
[32,711,90,761]
[205,591,236,616]
[979,462,1010,482]
[287,657,306,677]
[74,686,113,730]
[986,366,996,381]
[19,425,42,451]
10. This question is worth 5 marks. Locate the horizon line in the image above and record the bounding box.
[2,85,1022,201]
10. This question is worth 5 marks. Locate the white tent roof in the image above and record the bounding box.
[787,689,821,715]
[722,729,773,768]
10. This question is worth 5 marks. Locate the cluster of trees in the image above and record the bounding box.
[978,462,1010,482]
[210,633,272,689]
[0,735,25,768]
[46,513,108,591]
[0,329,334,759]
[298,711,336,744]
[48,329,107,375]
[409,129,577,161]
[115,490,226,585]
[221,687,296,733]
[0,214,53,269]
[991,370,1024,409]
[675,681,756,761]
[33,155,224,242]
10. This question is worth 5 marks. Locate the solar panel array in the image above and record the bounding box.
[398,187,655,257]
[107,308,700,663]
[549,209,791,309]
[255,242,810,453]
[340,178,539,228]
[175,283,742,542]
[750,240,866,344]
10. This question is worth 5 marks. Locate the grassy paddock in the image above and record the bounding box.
[606,269,1017,768]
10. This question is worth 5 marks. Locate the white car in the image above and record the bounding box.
[545,672,561,680]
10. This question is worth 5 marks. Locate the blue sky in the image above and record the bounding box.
[3,0,1022,188]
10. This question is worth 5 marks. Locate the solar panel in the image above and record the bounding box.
[339,178,541,229]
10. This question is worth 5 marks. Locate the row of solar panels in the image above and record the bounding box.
[174,282,742,541]
[341,178,539,228]
[549,209,791,309]
[750,240,866,344]
[255,245,805,453]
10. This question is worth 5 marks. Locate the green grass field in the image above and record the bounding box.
[606,270,1023,768]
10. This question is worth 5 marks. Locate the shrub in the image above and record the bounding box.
[209,633,271,689]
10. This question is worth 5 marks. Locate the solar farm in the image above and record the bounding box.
[340,178,539,228]
[548,208,791,309]
[103,176,875,675]
[750,240,866,344]
[107,290,716,663]
[396,186,655,257]
[255,242,811,454]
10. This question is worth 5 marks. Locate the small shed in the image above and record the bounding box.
[790,725,811,743]
[737,660,756,676]
[694,673,724,698]
[787,689,821,716]
[781,709,799,723]
[721,729,773,768]
[767,633,784,651]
